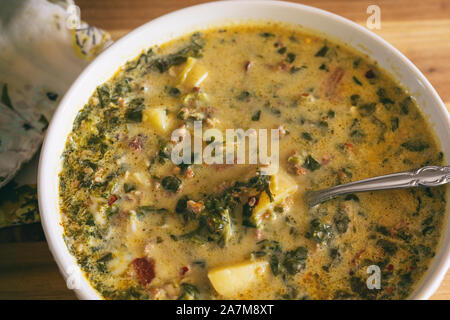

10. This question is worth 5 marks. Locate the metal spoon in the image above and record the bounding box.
[306,165,450,207]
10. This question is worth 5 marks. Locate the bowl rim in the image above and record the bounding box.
[38,0,450,300]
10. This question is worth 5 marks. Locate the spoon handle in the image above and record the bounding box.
[306,165,450,207]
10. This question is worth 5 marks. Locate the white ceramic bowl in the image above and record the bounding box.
[38,0,450,300]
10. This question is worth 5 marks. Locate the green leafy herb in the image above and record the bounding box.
[301,132,313,141]
[308,218,333,245]
[151,34,204,73]
[358,103,376,116]
[260,32,275,38]
[350,94,360,106]
[1,84,14,110]
[277,47,287,54]
[161,176,182,192]
[137,205,168,216]
[125,98,145,123]
[391,117,399,131]
[401,140,430,152]
[178,283,200,300]
[251,110,261,121]
[376,239,397,255]
[353,76,362,86]
[124,183,136,193]
[315,46,329,57]
[286,53,296,63]
[236,91,250,101]
[399,97,412,115]
[303,155,321,171]
[334,209,350,234]
[168,87,181,97]
[282,247,308,275]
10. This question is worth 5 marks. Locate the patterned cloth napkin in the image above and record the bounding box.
[0,0,112,228]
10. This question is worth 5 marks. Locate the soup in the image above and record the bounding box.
[59,23,446,299]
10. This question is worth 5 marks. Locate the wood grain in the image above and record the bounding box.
[0,242,76,299]
[0,0,448,300]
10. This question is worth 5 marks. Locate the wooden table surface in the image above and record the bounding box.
[0,0,449,300]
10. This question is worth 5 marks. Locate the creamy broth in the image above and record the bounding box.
[59,23,446,300]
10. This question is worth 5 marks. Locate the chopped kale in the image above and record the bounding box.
[301,132,313,141]
[168,86,181,97]
[286,52,296,63]
[46,92,59,101]
[334,209,350,234]
[161,176,182,192]
[178,283,200,300]
[251,110,261,121]
[236,91,250,101]
[123,183,136,193]
[308,218,333,245]
[282,246,308,275]
[315,46,329,57]
[137,206,168,216]
[303,155,321,171]
[350,94,360,106]
[376,239,398,255]
[260,32,275,38]
[399,97,412,115]
[391,117,399,131]
[401,140,430,152]
[1,84,14,110]
[125,98,145,123]
[277,47,287,54]
[344,194,359,202]
[353,76,363,86]
[358,103,376,116]
[151,34,204,73]
[350,276,378,299]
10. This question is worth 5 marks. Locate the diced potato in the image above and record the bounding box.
[251,170,298,227]
[132,171,147,186]
[208,260,269,298]
[185,64,208,88]
[108,249,134,276]
[178,57,196,83]
[143,107,169,133]
[178,57,208,88]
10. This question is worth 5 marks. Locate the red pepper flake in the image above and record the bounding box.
[180,266,189,276]
[344,142,354,149]
[301,93,309,97]
[248,196,257,207]
[387,264,394,272]
[244,61,252,72]
[132,257,155,286]
[108,195,118,206]
[386,286,394,294]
